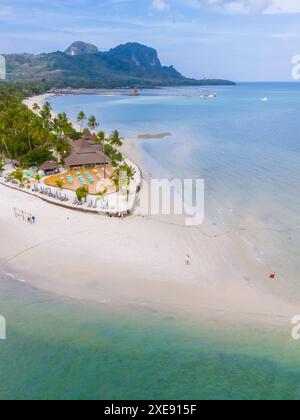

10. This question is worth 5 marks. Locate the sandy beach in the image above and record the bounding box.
[0,93,294,326]
[0,171,299,325]
[23,93,56,110]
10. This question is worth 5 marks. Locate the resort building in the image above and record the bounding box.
[38,132,110,176]
[65,132,110,171]
[39,161,60,176]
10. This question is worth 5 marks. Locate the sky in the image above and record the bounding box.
[0,0,300,81]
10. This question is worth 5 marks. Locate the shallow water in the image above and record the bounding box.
[3,84,298,400]
[51,84,300,301]
[1,272,300,400]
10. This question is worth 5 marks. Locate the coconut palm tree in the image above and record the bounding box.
[55,179,65,190]
[11,107,32,151]
[111,164,136,188]
[96,188,108,206]
[0,158,5,173]
[96,131,106,144]
[28,114,49,144]
[53,112,69,139]
[109,130,123,148]
[39,102,53,131]
[77,111,87,133]
[35,174,42,183]
[126,164,136,183]
[76,185,89,202]
[110,176,120,192]
[10,169,25,188]
[88,116,99,131]
[32,103,40,112]
[124,188,130,202]
[0,134,10,158]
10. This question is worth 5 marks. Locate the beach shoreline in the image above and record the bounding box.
[1,93,298,328]
[1,172,299,326]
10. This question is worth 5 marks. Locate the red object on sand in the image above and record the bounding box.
[269,273,276,280]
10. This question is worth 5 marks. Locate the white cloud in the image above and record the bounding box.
[186,0,300,14]
[269,0,300,14]
[151,0,170,12]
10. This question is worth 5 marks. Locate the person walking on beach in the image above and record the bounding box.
[185,255,191,266]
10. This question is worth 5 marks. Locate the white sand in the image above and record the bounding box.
[6,94,296,324]
[0,177,299,324]
[23,93,55,110]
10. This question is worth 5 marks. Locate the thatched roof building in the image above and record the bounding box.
[64,133,110,170]
[39,161,60,175]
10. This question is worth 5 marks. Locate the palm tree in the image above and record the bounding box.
[13,107,33,151]
[76,185,89,202]
[27,115,48,144]
[25,107,33,151]
[32,103,40,112]
[96,131,106,144]
[109,176,120,192]
[0,134,10,158]
[96,188,108,206]
[88,116,99,131]
[77,111,87,133]
[0,158,5,173]
[10,169,25,188]
[35,174,42,184]
[53,112,69,139]
[124,188,130,202]
[109,130,123,148]
[111,164,136,187]
[55,179,65,190]
[39,102,53,131]
[126,165,136,183]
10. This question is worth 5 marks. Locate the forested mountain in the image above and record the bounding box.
[4,41,235,88]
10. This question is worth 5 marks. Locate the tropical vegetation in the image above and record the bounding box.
[0,83,79,167]
[0,82,135,194]
[110,163,136,190]
[76,185,89,202]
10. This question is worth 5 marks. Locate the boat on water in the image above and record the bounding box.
[260,97,269,102]
[200,91,217,99]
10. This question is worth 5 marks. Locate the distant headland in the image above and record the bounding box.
[3,41,235,89]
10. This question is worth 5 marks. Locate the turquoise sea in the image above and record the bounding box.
[1,273,300,400]
[51,83,300,301]
[1,83,300,400]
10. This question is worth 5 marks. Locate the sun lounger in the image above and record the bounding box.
[67,175,74,184]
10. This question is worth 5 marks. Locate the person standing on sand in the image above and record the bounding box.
[185,255,191,266]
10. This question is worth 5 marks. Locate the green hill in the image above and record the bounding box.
[4,41,235,88]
